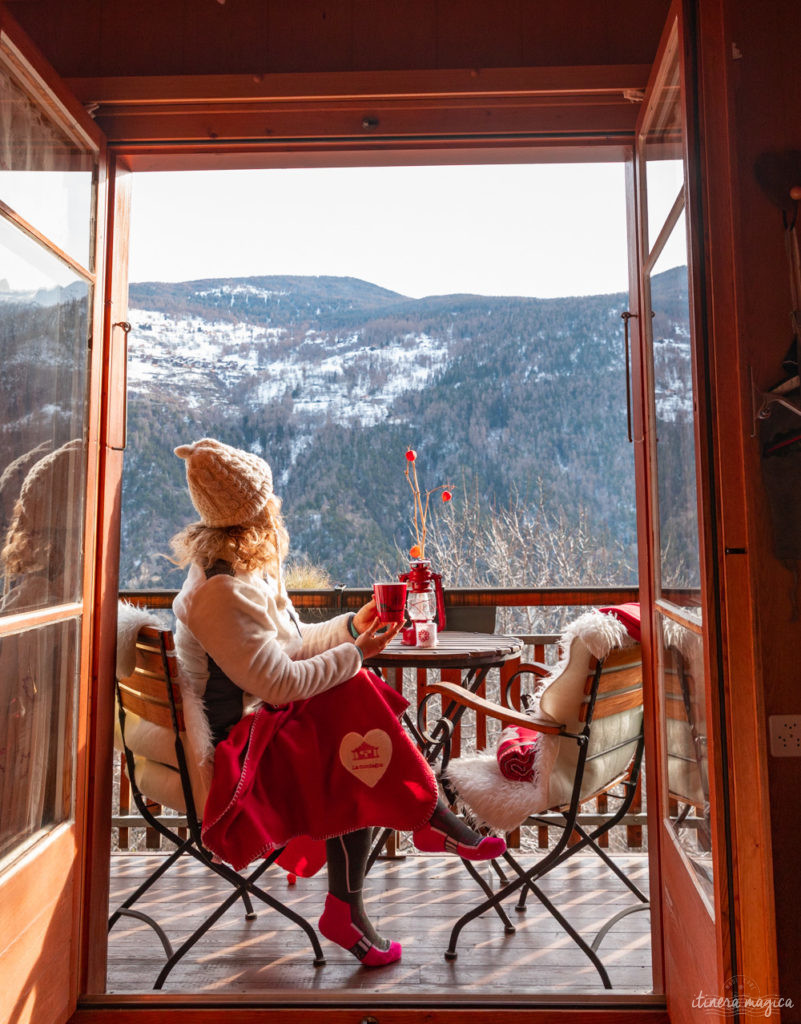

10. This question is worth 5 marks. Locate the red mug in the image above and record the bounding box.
[373,581,408,623]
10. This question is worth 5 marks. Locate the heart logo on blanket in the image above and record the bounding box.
[339,729,392,788]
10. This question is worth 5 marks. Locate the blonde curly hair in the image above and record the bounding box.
[2,498,81,577]
[1,439,84,582]
[169,494,289,576]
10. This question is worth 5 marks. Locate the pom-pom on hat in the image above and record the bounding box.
[175,438,273,528]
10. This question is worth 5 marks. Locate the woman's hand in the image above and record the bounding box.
[355,615,403,661]
[352,598,377,635]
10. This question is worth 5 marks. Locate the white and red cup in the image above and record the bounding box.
[402,620,438,647]
[413,620,438,648]
[373,581,408,623]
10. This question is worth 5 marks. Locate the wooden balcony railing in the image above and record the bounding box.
[114,586,645,854]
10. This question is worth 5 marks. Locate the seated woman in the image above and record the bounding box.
[170,438,505,968]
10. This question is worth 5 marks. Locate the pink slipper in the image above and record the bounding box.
[412,822,507,861]
[318,893,402,967]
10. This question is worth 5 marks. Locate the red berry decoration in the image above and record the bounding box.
[442,490,452,502]
[406,449,417,462]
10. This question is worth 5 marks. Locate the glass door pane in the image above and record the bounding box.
[639,25,712,905]
[0,618,80,860]
[0,50,95,868]
[0,218,90,614]
[0,54,96,268]
[643,52,684,252]
[649,210,701,608]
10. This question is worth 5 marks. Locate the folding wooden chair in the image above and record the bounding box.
[425,613,647,988]
[109,624,325,988]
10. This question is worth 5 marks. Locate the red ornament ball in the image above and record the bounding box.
[405,449,417,462]
[442,490,452,502]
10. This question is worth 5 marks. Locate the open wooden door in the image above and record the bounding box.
[629,2,734,1021]
[0,10,113,1023]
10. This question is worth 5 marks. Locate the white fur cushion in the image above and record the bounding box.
[116,600,166,678]
[444,735,558,832]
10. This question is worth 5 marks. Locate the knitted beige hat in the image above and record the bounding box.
[175,438,273,528]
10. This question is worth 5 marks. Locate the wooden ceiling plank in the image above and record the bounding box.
[67,65,652,106]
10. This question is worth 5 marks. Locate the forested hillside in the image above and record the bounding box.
[118,269,689,590]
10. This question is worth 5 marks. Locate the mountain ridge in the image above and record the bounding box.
[119,268,688,589]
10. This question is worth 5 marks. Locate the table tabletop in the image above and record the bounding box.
[365,630,522,671]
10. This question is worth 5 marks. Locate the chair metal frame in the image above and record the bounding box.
[109,625,325,988]
[425,641,648,989]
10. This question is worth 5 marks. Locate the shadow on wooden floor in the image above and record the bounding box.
[107,850,653,996]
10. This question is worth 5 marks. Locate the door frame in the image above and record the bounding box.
[630,4,732,1016]
[628,1,778,1020]
[0,0,766,1017]
[0,7,111,1024]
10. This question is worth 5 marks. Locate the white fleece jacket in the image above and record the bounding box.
[172,563,363,716]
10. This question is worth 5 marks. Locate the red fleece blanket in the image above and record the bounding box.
[202,670,438,874]
[496,726,539,782]
[599,602,642,641]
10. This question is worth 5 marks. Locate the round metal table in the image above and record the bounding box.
[365,629,523,762]
[363,630,523,869]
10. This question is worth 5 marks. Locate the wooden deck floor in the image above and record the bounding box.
[107,849,653,997]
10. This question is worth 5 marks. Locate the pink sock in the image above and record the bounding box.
[413,822,507,861]
[318,893,402,967]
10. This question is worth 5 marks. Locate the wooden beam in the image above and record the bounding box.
[68,65,652,104]
[66,66,648,150]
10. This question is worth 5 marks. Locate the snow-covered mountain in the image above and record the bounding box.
[115,269,690,587]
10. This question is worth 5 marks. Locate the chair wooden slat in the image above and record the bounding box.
[663,668,685,697]
[118,682,185,732]
[137,624,173,647]
[135,644,179,679]
[119,669,182,704]
[583,685,643,721]
[594,663,643,694]
[601,646,641,669]
[665,691,690,722]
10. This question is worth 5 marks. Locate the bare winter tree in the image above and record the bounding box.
[422,479,637,638]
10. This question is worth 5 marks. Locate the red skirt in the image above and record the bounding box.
[201,669,438,874]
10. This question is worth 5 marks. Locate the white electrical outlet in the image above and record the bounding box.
[769,716,801,757]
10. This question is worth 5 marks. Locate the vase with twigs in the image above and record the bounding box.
[399,449,451,642]
[403,448,452,560]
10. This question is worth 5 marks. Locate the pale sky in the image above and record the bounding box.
[128,163,634,300]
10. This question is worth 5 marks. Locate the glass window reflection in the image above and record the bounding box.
[0,219,89,613]
[660,616,712,903]
[0,63,95,267]
[649,209,701,609]
[643,47,684,253]
[0,617,79,863]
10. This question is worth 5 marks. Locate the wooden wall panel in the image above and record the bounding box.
[0,832,78,1024]
[10,0,102,78]
[266,0,354,74]
[434,0,524,69]
[351,0,437,70]
[7,0,670,80]
[723,0,801,1012]
[518,0,671,69]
